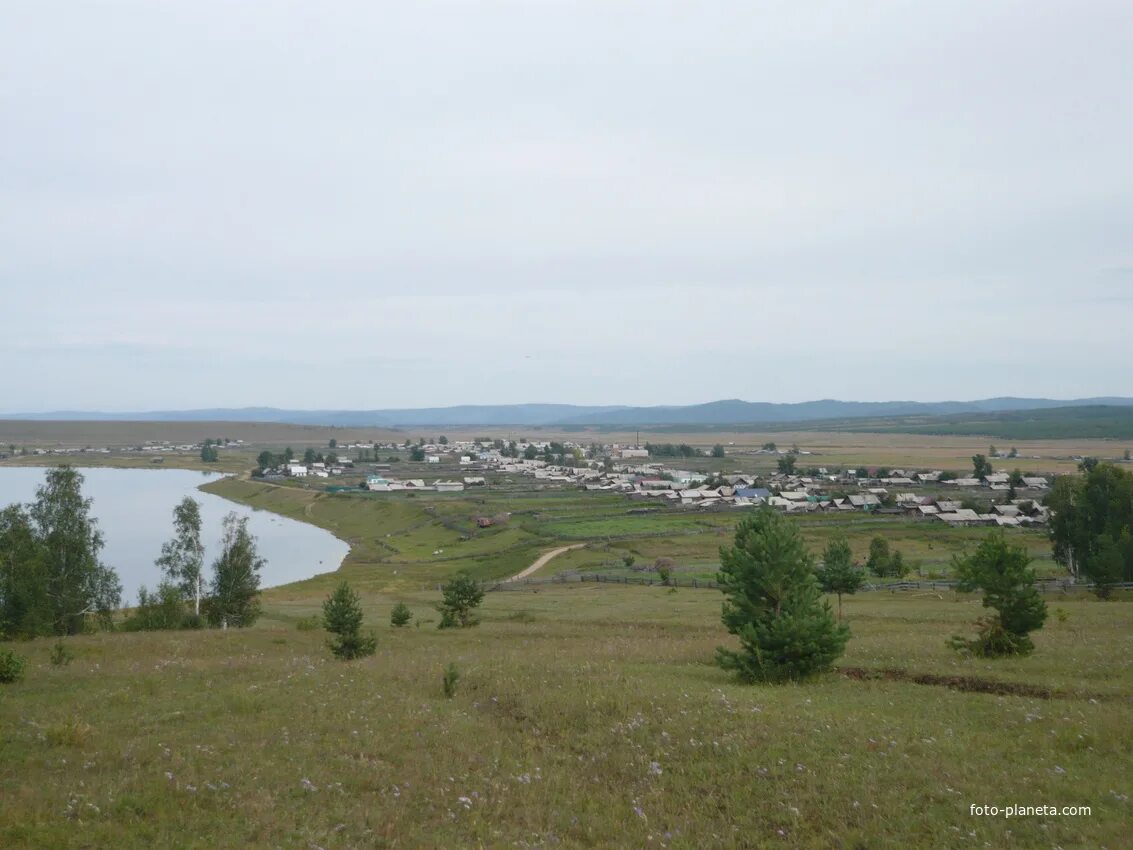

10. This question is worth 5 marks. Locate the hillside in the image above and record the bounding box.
[7,397,1133,428]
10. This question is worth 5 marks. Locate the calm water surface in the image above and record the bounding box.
[0,467,348,605]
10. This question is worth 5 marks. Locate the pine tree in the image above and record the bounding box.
[390,602,412,627]
[437,572,484,628]
[323,581,376,659]
[716,509,849,682]
[950,532,1047,656]
[816,536,864,619]
[206,513,263,628]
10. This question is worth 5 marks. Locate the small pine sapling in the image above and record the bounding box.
[322,581,377,660]
[390,602,412,628]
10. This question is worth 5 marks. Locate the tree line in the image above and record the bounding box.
[0,467,264,639]
[1048,461,1133,597]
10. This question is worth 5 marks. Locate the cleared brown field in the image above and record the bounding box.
[0,420,405,449]
[2,420,1125,474]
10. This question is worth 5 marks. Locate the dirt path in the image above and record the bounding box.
[506,543,586,582]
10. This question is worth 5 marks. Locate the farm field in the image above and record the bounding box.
[4,420,1130,476]
[201,478,1062,591]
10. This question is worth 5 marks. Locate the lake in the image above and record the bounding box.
[0,467,349,605]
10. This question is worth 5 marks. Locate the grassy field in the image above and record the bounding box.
[2,586,1130,849]
[200,478,1061,590]
[3,454,1130,847]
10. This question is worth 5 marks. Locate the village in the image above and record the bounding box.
[259,437,1056,530]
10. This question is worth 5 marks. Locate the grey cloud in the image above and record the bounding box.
[2,1,1131,410]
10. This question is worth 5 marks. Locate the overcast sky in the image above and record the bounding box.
[2,1,1131,412]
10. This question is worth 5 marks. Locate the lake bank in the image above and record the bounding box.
[0,467,349,605]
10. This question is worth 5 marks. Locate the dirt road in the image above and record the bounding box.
[506,543,586,582]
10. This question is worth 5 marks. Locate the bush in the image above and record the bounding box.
[122,583,191,632]
[390,603,412,628]
[442,663,460,698]
[295,616,321,631]
[0,648,26,683]
[49,641,73,667]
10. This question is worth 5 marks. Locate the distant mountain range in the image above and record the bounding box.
[6,398,1133,428]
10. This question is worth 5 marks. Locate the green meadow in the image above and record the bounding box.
[2,478,1130,848]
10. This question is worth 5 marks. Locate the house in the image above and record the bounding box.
[366,475,391,491]
[1021,477,1049,489]
[434,480,464,492]
[426,455,441,464]
[286,464,308,478]
[463,476,486,486]
[734,487,771,501]
[937,509,994,526]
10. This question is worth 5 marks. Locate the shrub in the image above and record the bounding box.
[50,640,73,667]
[122,583,190,632]
[0,648,27,684]
[442,663,460,698]
[390,603,412,628]
[46,716,92,747]
[295,616,321,631]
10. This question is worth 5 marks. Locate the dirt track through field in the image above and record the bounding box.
[506,544,586,582]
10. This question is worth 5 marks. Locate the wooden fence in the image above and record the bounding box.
[481,575,1128,594]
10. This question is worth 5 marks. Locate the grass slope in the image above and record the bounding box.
[2,588,1130,849]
